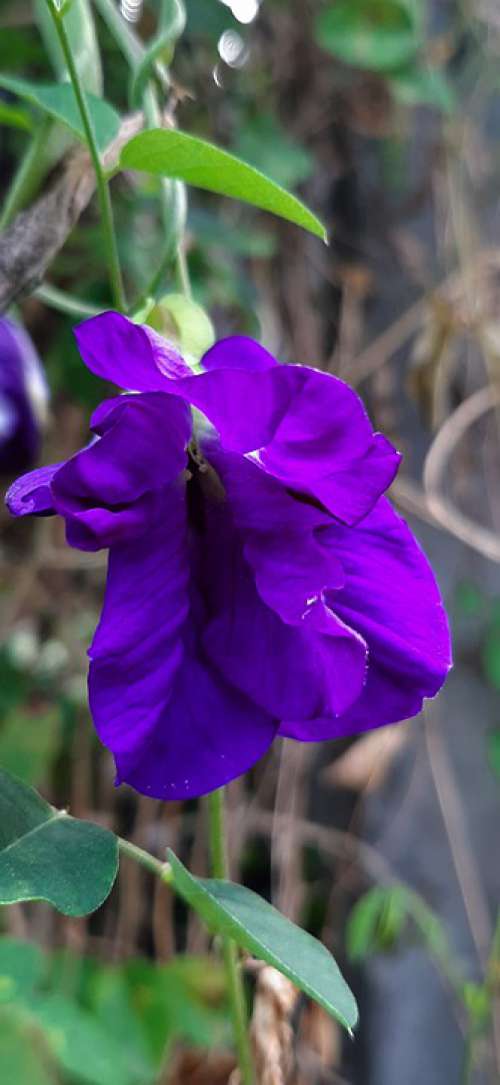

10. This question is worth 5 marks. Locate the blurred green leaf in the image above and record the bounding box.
[0,101,33,132]
[0,706,61,786]
[0,1007,58,1085]
[35,0,103,94]
[482,628,500,690]
[124,957,227,1062]
[315,0,420,72]
[120,129,327,240]
[0,75,120,152]
[233,115,313,190]
[0,938,45,1005]
[189,208,276,258]
[26,994,153,1085]
[389,62,455,112]
[347,887,409,961]
[168,850,358,1031]
[0,768,118,915]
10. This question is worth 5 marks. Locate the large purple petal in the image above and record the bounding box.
[74,316,399,523]
[74,312,192,390]
[200,475,368,721]
[280,498,452,740]
[52,393,190,550]
[201,336,277,372]
[89,483,277,799]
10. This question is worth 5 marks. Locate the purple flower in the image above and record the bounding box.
[6,312,451,800]
[0,318,48,474]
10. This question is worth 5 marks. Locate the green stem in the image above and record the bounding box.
[0,117,53,232]
[118,836,172,882]
[207,789,254,1085]
[46,0,126,311]
[35,282,104,319]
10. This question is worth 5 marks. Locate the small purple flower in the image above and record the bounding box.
[0,318,48,474]
[6,313,451,799]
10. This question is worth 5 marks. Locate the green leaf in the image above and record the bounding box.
[0,768,118,915]
[0,1007,58,1085]
[120,129,326,241]
[389,62,455,113]
[0,706,61,786]
[346,887,409,961]
[167,850,358,1031]
[315,0,420,72]
[0,938,45,1005]
[0,74,120,152]
[0,101,33,132]
[124,958,227,1060]
[482,628,500,691]
[233,114,313,190]
[26,994,152,1085]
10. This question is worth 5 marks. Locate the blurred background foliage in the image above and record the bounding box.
[1,0,500,1082]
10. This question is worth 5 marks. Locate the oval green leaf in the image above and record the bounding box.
[120,129,327,241]
[0,74,120,152]
[0,768,118,916]
[315,0,419,72]
[167,850,358,1031]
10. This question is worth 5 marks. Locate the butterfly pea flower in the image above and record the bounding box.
[0,317,48,474]
[6,313,451,799]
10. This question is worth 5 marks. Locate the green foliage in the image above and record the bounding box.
[389,62,455,112]
[0,769,118,915]
[0,101,33,132]
[482,626,500,691]
[315,0,420,72]
[168,850,358,1031]
[34,0,103,93]
[120,129,327,240]
[0,939,227,1085]
[0,706,61,786]
[0,1009,58,1085]
[233,114,313,190]
[0,938,45,1003]
[0,74,120,152]
[347,886,410,960]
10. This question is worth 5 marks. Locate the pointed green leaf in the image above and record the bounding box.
[120,129,326,241]
[0,74,120,152]
[167,850,358,1031]
[0,769,118,916]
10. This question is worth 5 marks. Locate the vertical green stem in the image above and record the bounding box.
[207,788,254,1085]
[45,0,126,311]
[0,117,53,232]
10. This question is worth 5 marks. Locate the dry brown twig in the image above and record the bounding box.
[0,110,146,313]
[231,964,298,1085]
